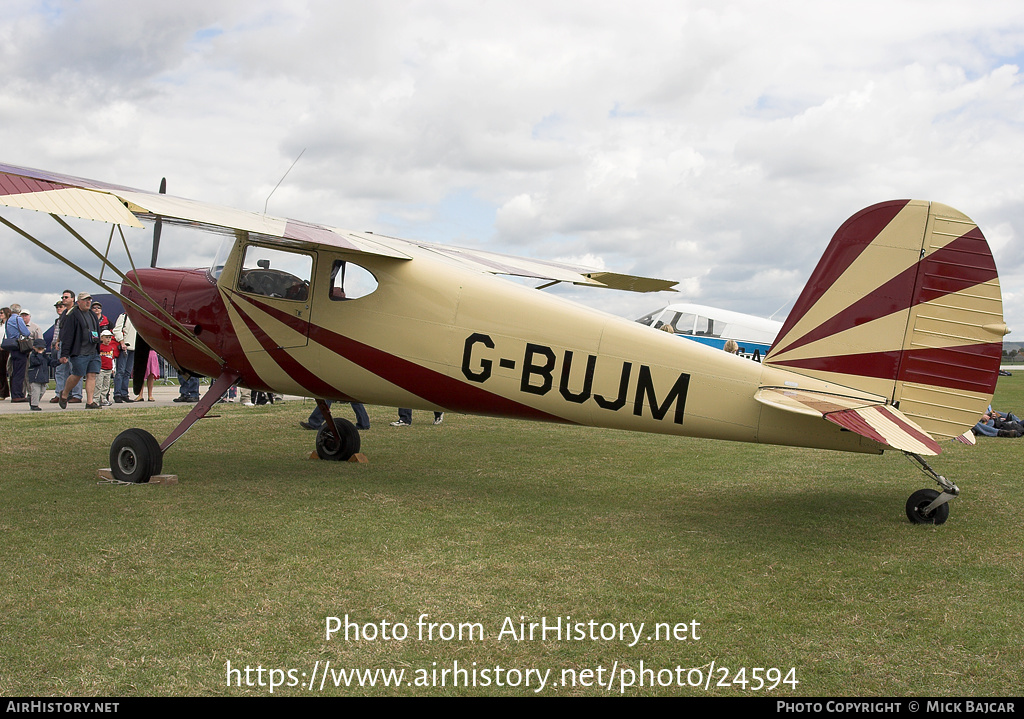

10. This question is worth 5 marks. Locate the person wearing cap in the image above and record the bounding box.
[97,329,120,406]
[49,299,64,373]
[91,301,110,334]
[20,309,43,342]
[27,337,55,411]
[58,291,102,409]
[51,290,82,404]
[17,309,44,395]
[50,298,65,350]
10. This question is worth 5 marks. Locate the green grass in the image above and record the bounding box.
[2,379,1023,696]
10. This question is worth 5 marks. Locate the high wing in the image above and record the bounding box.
[0,161,676,292]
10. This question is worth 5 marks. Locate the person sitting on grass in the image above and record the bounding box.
[973,408,1024,437]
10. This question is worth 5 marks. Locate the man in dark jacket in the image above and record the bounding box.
[58,292,102,409]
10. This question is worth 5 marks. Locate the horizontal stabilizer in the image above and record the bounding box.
[952,430,976,446]
[755,386,941,455]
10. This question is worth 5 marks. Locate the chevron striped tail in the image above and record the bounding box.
[764,200,1008,441]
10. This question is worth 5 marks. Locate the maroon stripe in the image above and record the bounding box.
[229,296,357,400]
[825,409,888,446]
[878,406,942,454]
[772,261,918,357]
[769,342,1000,395]
[234,294,570,422]
[0,172,63,197]
[914,227,997,304]
[896,342,1001,395]
[0,162,140,193]
[772,228,998,358]
[284,220,363,252]
[770,350,901,384]
[772,200,911,353]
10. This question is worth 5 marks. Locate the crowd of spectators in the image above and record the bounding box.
[1,290,189,410]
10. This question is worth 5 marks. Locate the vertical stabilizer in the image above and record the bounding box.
[764,200,1007,440]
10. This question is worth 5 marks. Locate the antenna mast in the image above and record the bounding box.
[264,148,306,215]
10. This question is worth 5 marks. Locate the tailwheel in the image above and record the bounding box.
[110,428,164,483]
[316,418,361,461]
[905,488,951,525]
[903,452,959,525]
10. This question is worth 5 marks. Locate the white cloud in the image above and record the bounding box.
[1,0,1023,339]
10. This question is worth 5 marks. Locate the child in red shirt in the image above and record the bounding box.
[98,330,120,406]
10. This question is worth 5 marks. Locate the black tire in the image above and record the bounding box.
[142,430,164,476]
[110,428,163,483]
[316,418,361,461]
[906,488,950,525]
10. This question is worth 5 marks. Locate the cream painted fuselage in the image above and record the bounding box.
[131,238,883,456]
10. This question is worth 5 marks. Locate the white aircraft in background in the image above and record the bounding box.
[636,303,782,361]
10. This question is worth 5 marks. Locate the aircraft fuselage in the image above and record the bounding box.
[125,238,882,456]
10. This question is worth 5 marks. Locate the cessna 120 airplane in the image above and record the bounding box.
[0,161,1008,524]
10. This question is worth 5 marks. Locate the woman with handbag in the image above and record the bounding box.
[3,305,31,402]
[0,307,10,400]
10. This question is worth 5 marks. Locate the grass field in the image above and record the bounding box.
[1,377,1022,696]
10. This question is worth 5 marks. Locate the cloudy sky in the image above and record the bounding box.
[2,0,1023,338]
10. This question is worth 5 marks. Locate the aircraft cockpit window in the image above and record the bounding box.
[695,316,720,337]
[238,246,313,301]
[209,236,233,280]
[329,260,378,301]
[673,313,697,335]
[636,311,658,326]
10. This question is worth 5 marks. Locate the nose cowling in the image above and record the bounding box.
[123,267,226,379]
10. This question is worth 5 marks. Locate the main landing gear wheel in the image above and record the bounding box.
[316,418,361,461]
[905,489,951,525]
[110,428,164,483]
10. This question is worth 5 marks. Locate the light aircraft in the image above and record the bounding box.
[0,162,1009,524]
[635,302,782,360]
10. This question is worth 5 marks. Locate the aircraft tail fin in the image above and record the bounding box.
[764,200,1008,441]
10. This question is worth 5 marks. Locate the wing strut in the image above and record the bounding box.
[0,212,222,365]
